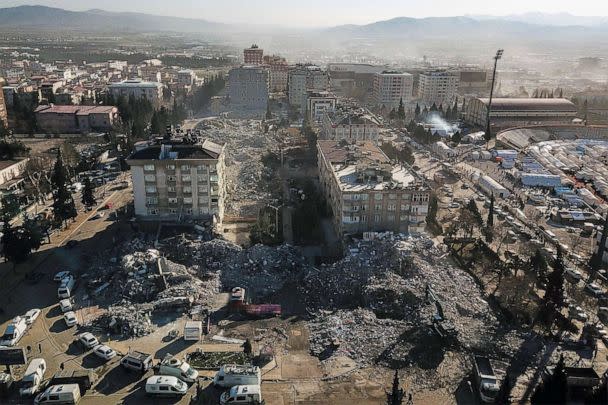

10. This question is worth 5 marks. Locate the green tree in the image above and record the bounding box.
[51,149,77,226]
[0,193,21,221]
[466,199,483,227]
[414,103,421,120]
[397,97,405,120]
[2,222,31,264]
[485,194,495,242]
[539,246,566,326]
[243,338,253,355]
[589,214,608,275]
[426,194,439,226]
[266,103,272,120]
[452,131,462,144]
[445,105,452,120]
[452,98,458,119]
[530,249,549,286]
[430,102,438,112]
[81,177,96,207]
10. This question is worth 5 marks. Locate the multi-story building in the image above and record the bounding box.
[317,140,429,236]
[227,66,269,111]
[288,64,329,111]
[418,69,460,106]
[137,65,162,82]
[108,80,164,106]
[372,71,413,109]
[328,63,384,100]
[177,70,196,87]
[263,55,288,92]
[244,45,264,65]
[321,106,381,142]
[34,105,119,134]
[306,91,337,123]
[464,98,578,128]
[0,77,7,128]
[40,80,64,101]
[458,68,491,96]
[127,139,226,223]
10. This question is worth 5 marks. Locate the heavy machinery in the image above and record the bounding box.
[426,285,458,340]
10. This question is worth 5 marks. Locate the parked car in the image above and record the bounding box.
[565,268,583,282]
[585,283,605,297]
[449,202,460,209]
[93,345,116,361]
[78,333,98,350]
[59,299,73,313]
[23,309,41,325]
[63,312,77,328]
[53,271,72,282]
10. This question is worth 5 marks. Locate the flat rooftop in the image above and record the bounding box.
[128,139,223,161]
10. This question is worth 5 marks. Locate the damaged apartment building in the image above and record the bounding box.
[127,138,226,223]
[317,140,430,236]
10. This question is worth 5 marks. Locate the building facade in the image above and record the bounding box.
[458,68,491,96]
[321,106,381,142]
[34,105,118,134]
[328,63,384,100]
[108,80,164,106]
[306,91,337,123]
[464,98,578,128]
[317,140,429,236]
[244,45,264,65]
[288,64,329,109]
[0,77,7,128]
[127,140,226,223]
[372,71,413,109]
[263,55,288,92]
[227,66,269,111]
[418,69,460,106]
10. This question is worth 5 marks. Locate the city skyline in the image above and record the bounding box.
[4,0,608,27]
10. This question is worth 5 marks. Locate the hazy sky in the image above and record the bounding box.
[5,0,608,27]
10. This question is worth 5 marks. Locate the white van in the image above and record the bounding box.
[220,385,263,404]
[0,316,27,346]
[58,276,76,299]
[120,351,153,372]
[158,354,198,383]
[145,375,188,397]
[213,365,261,388]
[20,358,47,396]
[34,384,81,404]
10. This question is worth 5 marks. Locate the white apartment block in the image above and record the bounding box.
[108,80,163,106]
[317,140,430,237]
[321,106,381,143]
[288,64,329,110]
[373,71,413,109]
[127,140,226,223]
[418,70,460,106]
[228,66,269,111]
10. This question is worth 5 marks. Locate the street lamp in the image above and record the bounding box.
[485,49,504,144]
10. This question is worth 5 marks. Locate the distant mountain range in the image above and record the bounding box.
[0,5,607,43]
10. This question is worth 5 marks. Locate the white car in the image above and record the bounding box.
[23,309,41,325]
[78,332,99,349]
[449,202,460,209]
[93,344,116,361]
[59,299,73,313]
[53,271,72,282]
[63,311,77,327]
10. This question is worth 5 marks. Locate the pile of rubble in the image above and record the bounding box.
[198,118,280,216]
[303,233,519,366]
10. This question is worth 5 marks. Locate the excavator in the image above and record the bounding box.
[426,284,458,340]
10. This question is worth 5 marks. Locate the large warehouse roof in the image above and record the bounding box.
[476,98,576,112]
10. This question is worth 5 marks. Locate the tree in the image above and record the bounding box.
[530,249,549,286]
[485,194,495,243]
[430,102,438,112]
[265,102,272,120]
[452,131,462,144]
[414,103,421,120]
[397,97,405,120]
[531,354,567,404]
[242,338,253,355]
[466,199,483,227]
[51,149,77,226]
[387,370,404,405]
[81,177,96,208]
[539,246,566,326]
[389,108,396,120]
[445,105,452,120]
[452,98,458,119]
[588,214,608,276]
[0,193,21,221]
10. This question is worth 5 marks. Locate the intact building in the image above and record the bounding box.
[108,80,163,106]
[244,45,264,65]
[418,69,460,106]
[464,98,578,128]
[317,140,430,236]
[458,68,491,96]
[34,105,118,134]
[263,55,288,92]
[288,64,329,110]
[372,71,413,109]
[0,77,7,128]
[328,63,384,100]
[321,106,381,142]
[306,91,337,123]
[227,66,269,111]
[127,139,226,223]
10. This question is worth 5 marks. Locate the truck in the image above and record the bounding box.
[183,321,202,342]
[213,364,261,388]
[157,354,198,383]
[473,356,500,403]
[20,358,47,397]
[49,370,96,395]
[34,384,81,405]
[0,316,28,346]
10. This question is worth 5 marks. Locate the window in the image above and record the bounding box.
[400,214,409,221]
[388,214,395,221]
[209,174,218,182]
[146,197,157,205]
[183,197,193,204]
[50,395,60,400]
[387,204,396,212]
[143,164,154,171]
[181,164,190,171]
[167,164,175,170]
[374,194,383,200]
[389,193,397,200]
[374,214,381,222]
[148,208,158,215]
[200,207,209,214]
[197,165,207,172]
[211,198,218,203]
[145,185,157,193]
[237,396,246,401]
[169,208,177,214]
[402,193,411,200]
[374,204,381,211]
[182,175,191,182]
[159,386,169,391]
[168,197,178,204]
[199,185,208,192]
[183,186,192,194]
[167,186,176,193]
[199,196,209,204]
[185,208,193,214]
[144,174,155,182]
[167,175,176,182]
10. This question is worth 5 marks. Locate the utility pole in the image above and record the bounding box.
[485,49,504,145]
